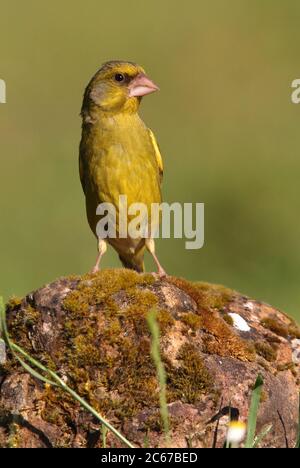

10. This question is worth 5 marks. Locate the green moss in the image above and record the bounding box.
[109,337,158,418]
[223,314,234,326]
[194,282,236,310]
[7,304,40,352]
[102,317,122,343]
[63,288,91,316]
[7,421,21,449]
[263,318,300,340]
[255,341,277,362]
[63,269,155,318]
[141,411,163,432]
[23,305,40,326]
[276,362,296,376]
[167,277,255,362]
[181,312,202,330]
[261,318,288,338]
[126,286,157,305]
[288,324,300,339]
[40,270,169,424]
[202,334,256,361]
[167,343,214,404]
[119,288,159,335]
[6,296,22,309]
[41,384,77,432]
[156,309,175,334]
[261,314,300,340]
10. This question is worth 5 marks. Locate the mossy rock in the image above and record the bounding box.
[0,269,299,448]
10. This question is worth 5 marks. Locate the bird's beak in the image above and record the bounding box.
[128,73,159,98]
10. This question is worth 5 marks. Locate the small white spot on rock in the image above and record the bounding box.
[245,301,254,311]
[42,322,52,334]
[228,313,251,332]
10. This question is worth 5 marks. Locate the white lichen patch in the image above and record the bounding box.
[228,313,251,332]
[291,338,300,364]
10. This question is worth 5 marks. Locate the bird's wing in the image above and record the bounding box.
[79,152,86,194]
[148,128,163,183]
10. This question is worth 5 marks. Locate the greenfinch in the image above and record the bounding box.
[79,60,166,276]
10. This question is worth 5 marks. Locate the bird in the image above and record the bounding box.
[79,60,166,276]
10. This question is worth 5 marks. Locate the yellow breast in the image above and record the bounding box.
[80,112,162,241]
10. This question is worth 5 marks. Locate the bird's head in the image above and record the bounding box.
[81,61,159,116]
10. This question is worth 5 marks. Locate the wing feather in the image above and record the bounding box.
[148,128,163,183]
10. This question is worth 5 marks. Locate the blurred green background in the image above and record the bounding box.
[1,1,300,320]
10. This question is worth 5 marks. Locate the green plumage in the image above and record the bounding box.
[79,61,163,272]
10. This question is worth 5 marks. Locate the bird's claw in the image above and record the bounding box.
[151,268,167,280]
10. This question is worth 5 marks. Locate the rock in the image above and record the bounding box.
[0,269,299,448]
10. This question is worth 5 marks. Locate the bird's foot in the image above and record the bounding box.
[151,267,167,280]
[91,265,99,274]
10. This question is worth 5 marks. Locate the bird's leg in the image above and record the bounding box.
[91,239,107,273]
[145,238,167,278]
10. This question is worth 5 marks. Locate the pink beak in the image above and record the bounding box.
[128,73,159,98]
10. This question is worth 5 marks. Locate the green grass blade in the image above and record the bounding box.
[245,374,264,448]
[13,354,58,386]
[101,424,108,448]
[252,423,273,448]
[147,309,170,442]
[0,296,8,336]
[0,296,134,448]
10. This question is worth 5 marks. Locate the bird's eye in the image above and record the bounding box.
[114,73,125,82]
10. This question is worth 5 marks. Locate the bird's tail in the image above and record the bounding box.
[119,248,145,273]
